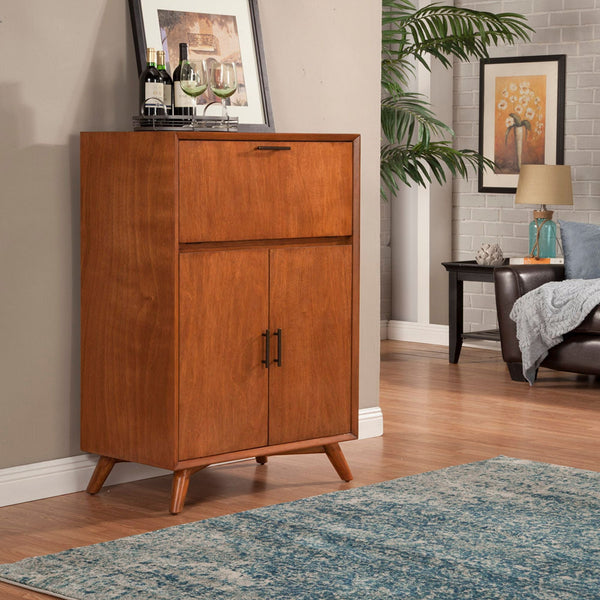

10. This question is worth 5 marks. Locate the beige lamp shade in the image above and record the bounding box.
[515,164,573,206]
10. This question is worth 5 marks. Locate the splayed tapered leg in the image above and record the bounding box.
[324,443,353,482]
[86,456,118,494]
[170,467,207,514]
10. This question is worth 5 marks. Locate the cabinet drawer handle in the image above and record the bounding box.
[255,146,292,151]
[274,329,282,367]
[262,330,270,368]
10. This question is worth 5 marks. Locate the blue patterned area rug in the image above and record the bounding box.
[1,456,599,599]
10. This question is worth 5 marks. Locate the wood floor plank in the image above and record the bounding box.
[1,341,599,599]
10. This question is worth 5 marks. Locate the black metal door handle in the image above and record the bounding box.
[274,329,282,367]
[262,330,270,368]
[255,146,292,151]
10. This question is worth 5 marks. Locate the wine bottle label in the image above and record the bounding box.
[163,84,172,106]
[144,82,164,106]
[174,82,195,108]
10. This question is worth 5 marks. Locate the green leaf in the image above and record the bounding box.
[382,91,453,147]
[509,112,522,126]
[381,141,496,196]
[381,0,533,194]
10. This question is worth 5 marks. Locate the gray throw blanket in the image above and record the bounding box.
[509,278,600,384]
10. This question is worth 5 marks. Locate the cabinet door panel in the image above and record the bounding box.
[179,141,353,242]
[179,250,269,459]
[268,245,353,444]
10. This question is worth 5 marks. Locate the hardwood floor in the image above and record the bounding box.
[1,340,599,599]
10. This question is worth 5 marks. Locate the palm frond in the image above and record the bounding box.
[381,142,495,196]
[381,91,453,147]
[381,0,532,194]
[383,0,533,72]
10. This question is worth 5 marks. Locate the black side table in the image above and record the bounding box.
[441,260,506,363]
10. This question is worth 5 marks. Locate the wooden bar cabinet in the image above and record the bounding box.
[80,131,360,513]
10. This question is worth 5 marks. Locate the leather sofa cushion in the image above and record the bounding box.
[572,305,600,334]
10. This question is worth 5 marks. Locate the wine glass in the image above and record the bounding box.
[209,61,238,120]
[180,60,209,122]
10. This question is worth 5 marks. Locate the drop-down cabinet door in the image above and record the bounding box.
[178,140,353,242]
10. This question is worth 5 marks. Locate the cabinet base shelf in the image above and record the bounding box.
[86,441,354,514]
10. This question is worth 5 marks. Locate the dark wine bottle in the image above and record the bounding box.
[139,47,164,116]
[156,50,173,116]
[173,43,195,116]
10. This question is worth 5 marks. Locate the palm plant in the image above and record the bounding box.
[381,0,533,196]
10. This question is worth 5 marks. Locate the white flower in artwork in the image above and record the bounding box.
[498,79,546,166]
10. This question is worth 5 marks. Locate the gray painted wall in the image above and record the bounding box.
[0,0,381,469]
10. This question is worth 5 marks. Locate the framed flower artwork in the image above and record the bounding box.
[478,55,566,193]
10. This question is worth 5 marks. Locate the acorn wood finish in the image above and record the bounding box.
[80,131,360,514]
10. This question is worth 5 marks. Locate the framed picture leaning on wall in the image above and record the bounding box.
[478,55,566,193]
[129,0,274,131]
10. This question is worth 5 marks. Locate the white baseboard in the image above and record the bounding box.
[385,320,501,351]
[358,406,384,439]
[0,455,171,509]
[0,408,384,508]
[387,320,449,345]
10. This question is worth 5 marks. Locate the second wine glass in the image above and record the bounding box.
[179,60,208,122]
[209,61,238,120]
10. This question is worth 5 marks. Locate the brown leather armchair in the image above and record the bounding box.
[494,264,600,382]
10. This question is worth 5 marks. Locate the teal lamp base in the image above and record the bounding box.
[529,209,556,258]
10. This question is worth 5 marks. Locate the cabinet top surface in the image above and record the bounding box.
[80,131,360,142]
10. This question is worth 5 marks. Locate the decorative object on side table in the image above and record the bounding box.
[515,164,573,258]
[128,0,273,132]
[475,242,504,266]
[478,55,566,193]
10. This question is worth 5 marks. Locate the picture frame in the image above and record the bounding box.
[128,0,274,131]
[478,55,566,193]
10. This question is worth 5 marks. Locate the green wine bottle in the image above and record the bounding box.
[139,48,163,116]
[156,50,173,116]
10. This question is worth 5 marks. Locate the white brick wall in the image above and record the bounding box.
[453,0,600,332]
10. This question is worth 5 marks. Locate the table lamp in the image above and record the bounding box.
[515,164,573,258]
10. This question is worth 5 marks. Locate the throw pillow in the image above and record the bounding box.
[559,220,600,279]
